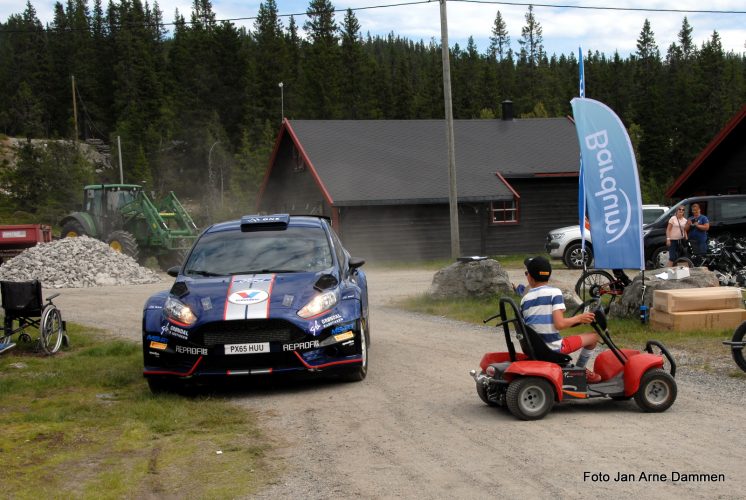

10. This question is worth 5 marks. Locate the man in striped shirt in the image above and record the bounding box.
[520,256,602,383]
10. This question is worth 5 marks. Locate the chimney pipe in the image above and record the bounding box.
[501,100,514,121]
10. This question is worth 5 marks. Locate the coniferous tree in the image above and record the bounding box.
[302,0,340,118]
[488,11,510,61]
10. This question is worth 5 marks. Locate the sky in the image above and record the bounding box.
[2,0,745,58]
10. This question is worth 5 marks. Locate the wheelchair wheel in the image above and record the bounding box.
[40,305,64,355]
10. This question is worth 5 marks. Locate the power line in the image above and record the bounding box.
[1,1,743,33]
[455,1,746,15]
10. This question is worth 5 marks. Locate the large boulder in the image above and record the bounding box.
[609,267,721,318]
[428,258,513,299]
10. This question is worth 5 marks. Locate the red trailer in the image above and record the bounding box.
[0,224,53,264]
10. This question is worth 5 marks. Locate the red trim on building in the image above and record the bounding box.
[255,119,336,211]
[494,172,521,199]
[666,105,746,198]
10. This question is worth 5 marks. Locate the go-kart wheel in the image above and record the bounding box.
[506,377,554,420]
[730,322,746,372]
[40,305,64,355]
[634,369,677,412]
[475,375,497,406]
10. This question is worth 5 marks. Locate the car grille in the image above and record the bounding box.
[195,319,306,347]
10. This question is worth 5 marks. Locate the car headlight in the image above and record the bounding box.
[642,228,652,237]
[164,296,197,326]
[549,232,565,240]
[297,290,338,318]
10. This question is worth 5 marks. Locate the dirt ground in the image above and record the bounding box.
[49,267,745,499]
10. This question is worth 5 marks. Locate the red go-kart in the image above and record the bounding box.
[470,297,677,420]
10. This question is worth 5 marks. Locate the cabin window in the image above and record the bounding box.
[489,198,519,225]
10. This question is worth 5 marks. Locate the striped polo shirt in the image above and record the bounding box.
[520,285,566,351]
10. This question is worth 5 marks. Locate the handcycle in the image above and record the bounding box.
[574,268,632,313]
[724,320,746,373]
[0,280,67,355]
[470,296,677,420]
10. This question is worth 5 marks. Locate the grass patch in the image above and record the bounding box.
[0,324,275,498]
[399,293,738,372]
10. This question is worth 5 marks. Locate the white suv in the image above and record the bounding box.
[545,205,668,269]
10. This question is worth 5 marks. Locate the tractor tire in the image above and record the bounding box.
[157,249,189,272]
[106,230,140,261]
[61,220,87,238]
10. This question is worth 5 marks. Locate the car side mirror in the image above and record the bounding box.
[349,258,365,270]
[167,266,180,277]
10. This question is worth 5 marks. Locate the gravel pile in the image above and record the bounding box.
[0,236,163,288]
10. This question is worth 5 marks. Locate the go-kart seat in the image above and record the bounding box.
[498,296,572,365]
[519,323,573,365]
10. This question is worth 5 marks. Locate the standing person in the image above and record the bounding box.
[665,206,690,266]
[688,203,710,254]
[520,256,602,383]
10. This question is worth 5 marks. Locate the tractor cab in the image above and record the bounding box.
[83,184,142,237]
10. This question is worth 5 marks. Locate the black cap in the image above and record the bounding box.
[524,256,552,282]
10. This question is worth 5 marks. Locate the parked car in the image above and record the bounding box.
[142,214,370,392]
[546,205,669,269]
[644,195,746,268]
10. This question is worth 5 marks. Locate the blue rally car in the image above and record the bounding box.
[142,214,369,392]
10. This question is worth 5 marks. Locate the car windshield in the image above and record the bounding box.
[184,226,334,276]
[643,208,665,224]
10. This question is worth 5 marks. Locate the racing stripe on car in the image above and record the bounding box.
[224,274,276,320]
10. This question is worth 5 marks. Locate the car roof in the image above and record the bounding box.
[204,214,329,234]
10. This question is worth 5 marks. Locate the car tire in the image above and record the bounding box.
[563,243,592,269]
[650,246,669,268]
[340,318,368,382]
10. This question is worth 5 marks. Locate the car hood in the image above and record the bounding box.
[172,271,337,323]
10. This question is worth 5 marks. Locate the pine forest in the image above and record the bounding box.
[1,0,745,224]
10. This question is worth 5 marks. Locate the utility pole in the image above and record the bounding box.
[439,0,460,259]
[279,82,284,124]
[71,75,78,141]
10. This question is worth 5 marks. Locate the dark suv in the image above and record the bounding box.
[643,194,746,268]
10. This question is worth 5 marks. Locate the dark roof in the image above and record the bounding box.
[284,118,579,206]
[666,105,746,198]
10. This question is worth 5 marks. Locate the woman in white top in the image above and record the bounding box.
[665,206,690,266]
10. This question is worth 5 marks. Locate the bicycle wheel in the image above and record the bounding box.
[40,305,64,355]
[574,270,617,313]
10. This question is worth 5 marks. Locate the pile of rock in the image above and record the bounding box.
[0,236,162,288]
[428,258,514,299]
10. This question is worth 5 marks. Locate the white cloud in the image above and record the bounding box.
[2,0,744,56]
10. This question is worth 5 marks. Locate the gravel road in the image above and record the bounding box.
[49,267,745,499]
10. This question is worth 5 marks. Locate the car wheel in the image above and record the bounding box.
[340,318,368,382]
[563,243,592,269]
[650,246,669,268]
[506,377,554,420]
[633,369,677,412]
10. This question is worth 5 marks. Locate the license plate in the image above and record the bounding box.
[224,342,270,355]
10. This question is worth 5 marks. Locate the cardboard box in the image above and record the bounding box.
[653,287,744,313]
[650,308,746,331]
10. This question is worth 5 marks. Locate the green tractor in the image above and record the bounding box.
[60,184,199,270]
